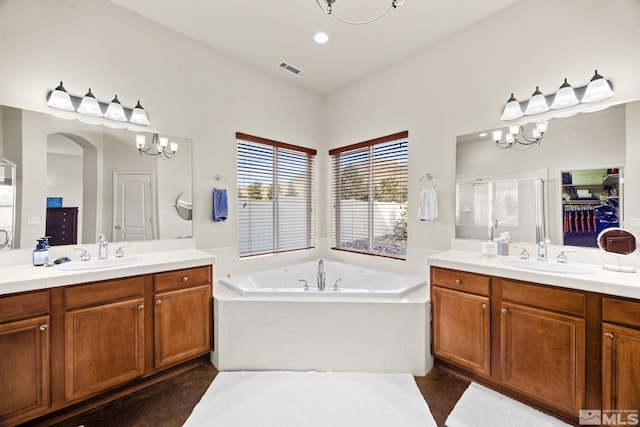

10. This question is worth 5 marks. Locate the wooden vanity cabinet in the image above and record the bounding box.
[153,266,212,369]
[602,297,640,414]
[431,267,589,422]
[64,277,146,401]
[431,268,491,376]
[500,279,586,414]
[0,291,51,426]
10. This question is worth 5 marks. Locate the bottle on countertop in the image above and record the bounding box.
[33,237,50,266]
[496,232,510,256]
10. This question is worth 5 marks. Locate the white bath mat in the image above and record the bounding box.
[183,371,437,427]
[446,382,572,427]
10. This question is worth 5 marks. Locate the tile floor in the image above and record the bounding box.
[24,364,469,427]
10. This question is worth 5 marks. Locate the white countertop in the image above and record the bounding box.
[0,248,216,296]
[428,250,640,300]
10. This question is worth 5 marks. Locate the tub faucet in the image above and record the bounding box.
[98,233,109,259]
[317,259,325,291]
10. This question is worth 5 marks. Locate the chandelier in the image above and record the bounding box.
[315,0,405,25]
[491,122,549,150]
[136,133,178,160]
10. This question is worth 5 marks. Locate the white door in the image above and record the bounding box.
[113,172,156,242]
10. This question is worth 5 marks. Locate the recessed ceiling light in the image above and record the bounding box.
[313,32,329,44]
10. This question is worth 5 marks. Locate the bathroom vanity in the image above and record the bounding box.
[0,249,214,426]
[429,250,640,425]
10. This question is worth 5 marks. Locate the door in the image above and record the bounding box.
[65,298,145,401]
[154,285,212,369]
[602,323,640,415]
[432,286,491,376]
[113,172,156,242]
[501,302,585,413]
[0,316,50,425]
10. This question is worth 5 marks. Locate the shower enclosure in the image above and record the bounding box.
[0,156,16,250]
[456,177,545,244]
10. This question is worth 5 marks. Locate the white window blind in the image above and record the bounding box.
[237,133,316,257]
[330,131,408,259]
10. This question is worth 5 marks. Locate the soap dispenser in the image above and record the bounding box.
[33,238,50,266]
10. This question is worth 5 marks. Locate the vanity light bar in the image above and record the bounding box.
[500,70,614,121]
[46,82,150,126]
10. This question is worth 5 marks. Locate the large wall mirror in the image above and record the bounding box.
[0,105,192,250]
[456,102,629,246]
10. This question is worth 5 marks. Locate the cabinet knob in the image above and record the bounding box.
[482,303,488,310]
[455,279,462,284]
[501,308,508,314]
[39,324,48,331]
[181,276,189,283]
[138,305,144,310]
[156,300,162,305]
[605,332,614,339]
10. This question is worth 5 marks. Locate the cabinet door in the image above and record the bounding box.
[154,284,212,369]
[603,323,640,414]
[433,286,490,376]
[501,302,585,413]
[0,316,50,425]
[65,298,144,401]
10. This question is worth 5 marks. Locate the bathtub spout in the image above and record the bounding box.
[317,259,326,291]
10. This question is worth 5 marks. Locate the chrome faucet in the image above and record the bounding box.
[98,233,109,259]
[537,237,551,261]
[317,259,325,291]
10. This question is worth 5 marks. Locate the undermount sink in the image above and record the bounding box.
[500,257,597,274]
[56,257,140,271]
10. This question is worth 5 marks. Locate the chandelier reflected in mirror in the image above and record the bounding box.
[492,121,549,150]
[315,0,405,25]
[136,133,178,160]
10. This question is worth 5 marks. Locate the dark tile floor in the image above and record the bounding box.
[31,364,469,427]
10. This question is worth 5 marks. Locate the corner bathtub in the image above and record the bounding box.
[213,260,431,375]
[219,260,426,298]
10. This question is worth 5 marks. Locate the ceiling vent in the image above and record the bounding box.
[278,61,306,78]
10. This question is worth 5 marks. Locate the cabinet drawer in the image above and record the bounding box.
[65,277,144,309]
[0,291,50,323]
[603,297,640,328]
[154,266,211,293]
[501,279,585,316]
[431,267,490,296]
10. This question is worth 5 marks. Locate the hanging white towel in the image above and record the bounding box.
[418,187,438,221]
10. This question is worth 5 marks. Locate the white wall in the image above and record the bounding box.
[322,0,640,276]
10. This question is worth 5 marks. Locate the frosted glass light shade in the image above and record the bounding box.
[491,130,503,142]
[77,88,103,117]
[509,125,519,135]
[129,101,150,125]
[47,82,75,111]
[158,136,169,148]
[104,95,128,122]
[136,134,146,149]
[505,134,515,144]
[169,142,178,153]
[550,79,579,109]
[524,87,550,115]
[535,121,549,134]
[500,93,524,121]
[581,70,614,103]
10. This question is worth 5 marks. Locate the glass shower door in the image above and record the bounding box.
[0,156,17,250]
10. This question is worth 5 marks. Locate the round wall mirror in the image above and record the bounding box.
[597,227,637,273]
[175,191,192,221]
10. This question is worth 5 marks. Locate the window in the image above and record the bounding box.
[330,131,408,259]
[237,133,316,257]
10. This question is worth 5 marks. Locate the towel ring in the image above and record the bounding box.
[419,173,436,188]
[213,174,228,187]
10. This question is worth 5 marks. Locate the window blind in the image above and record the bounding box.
[330,131,408,259]
[237,133,316,257]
